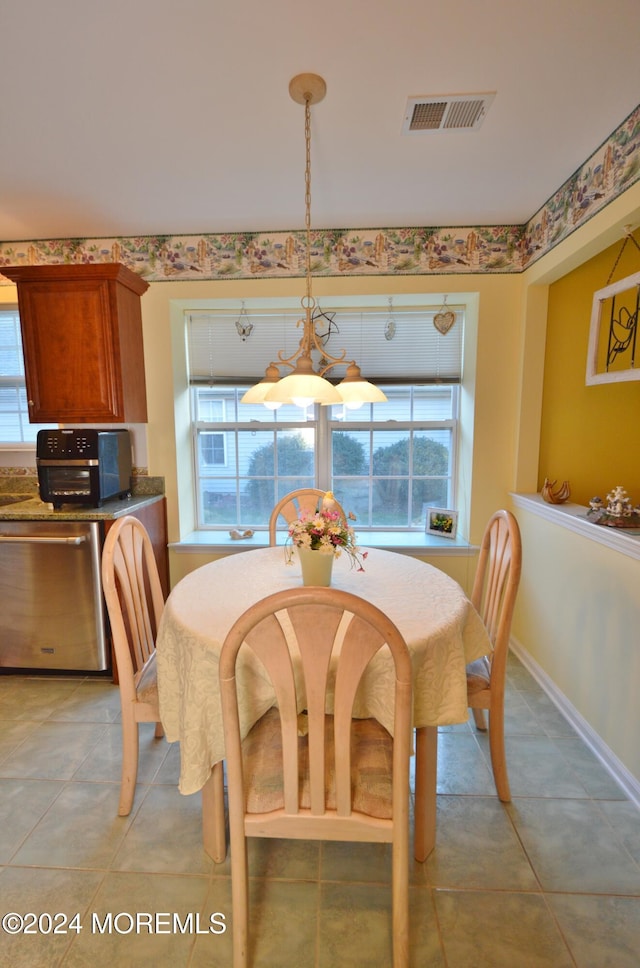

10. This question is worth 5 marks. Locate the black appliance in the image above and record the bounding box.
[36,428,132,509]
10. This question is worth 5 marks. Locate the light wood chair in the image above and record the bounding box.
[466,508,522,802]
[268,488,346,545]
[101,515,166,816]
[219,586,413,968]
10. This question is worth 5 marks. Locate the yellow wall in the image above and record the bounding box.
[538,232,640,505]
[510,181,640,788]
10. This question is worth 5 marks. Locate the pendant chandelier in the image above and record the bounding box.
[241,73,386,409]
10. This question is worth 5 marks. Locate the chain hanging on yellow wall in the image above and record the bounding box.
[604,225,640,369]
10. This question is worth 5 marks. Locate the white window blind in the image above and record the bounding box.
[0,307,32,442]
[0,306,54,443]
[188,305,463,385]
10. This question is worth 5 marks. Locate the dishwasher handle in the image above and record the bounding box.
[0,533,89,545]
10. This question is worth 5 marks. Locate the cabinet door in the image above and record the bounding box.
[20,279,124,422]
[2,263,148,423]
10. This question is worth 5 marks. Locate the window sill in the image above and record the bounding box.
[172,530,477,558]
[512,493,640,561]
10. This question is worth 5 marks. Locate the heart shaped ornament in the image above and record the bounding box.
[434,310,455,335]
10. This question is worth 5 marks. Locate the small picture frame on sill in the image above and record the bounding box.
[426,508,458,538]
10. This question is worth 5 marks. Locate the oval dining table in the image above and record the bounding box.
[156,545,490,863]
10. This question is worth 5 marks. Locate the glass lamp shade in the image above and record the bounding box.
[241,365,282,406]
[329,364,387,406]
[336,379,387,405]
[264,371,342,406]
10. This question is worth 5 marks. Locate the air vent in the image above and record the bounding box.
[402,92,495,134]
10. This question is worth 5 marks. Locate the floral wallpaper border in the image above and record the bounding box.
[1,106,638,284]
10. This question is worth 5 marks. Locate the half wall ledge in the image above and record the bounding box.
[511,493,640,562]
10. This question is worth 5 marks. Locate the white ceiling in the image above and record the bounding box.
[1,0,640,243]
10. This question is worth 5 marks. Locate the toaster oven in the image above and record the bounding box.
[36,428,132,509]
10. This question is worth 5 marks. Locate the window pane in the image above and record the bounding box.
[372,477,411,526]
[331,430,370,476]
[196,395,225,421]
[0,348,22,373]
[0,388,24,441]
[412,478,449,525]
[197,431,236,477]
[199,483,238,525]
[330,385,456,423]
[0,309,55,444]
[372,430,409,475]
[239,480,275,526]
[276,429,315,477]
[240,426,315,526]
[412,386,455,420]
[196,425,317,528]
[332,479,371,526]
[192,382,455,531]
[328,402,373,423]
[199,431,227,467]
[372,387,413,421]
[412,429,450,475]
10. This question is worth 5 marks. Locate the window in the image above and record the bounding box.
[329,385,458,528]
[188,301,463,531]
[200,430,227,467]
[0,307,53,444]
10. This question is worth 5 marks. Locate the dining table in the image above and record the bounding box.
[156,545,491,862]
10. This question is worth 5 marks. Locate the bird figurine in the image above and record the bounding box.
[541,478,571,504]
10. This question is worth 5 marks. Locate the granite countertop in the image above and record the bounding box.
[0,492,164,521]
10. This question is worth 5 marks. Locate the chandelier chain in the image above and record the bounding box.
[606,229,640,286]
[304,93,313,306]
[240,73,386,406]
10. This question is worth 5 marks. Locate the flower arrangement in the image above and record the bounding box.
[285,496,367,572]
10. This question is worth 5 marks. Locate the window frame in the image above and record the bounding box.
[179,293,471,540]
[191,383,459,532]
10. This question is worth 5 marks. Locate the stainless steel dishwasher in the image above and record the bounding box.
[0,520,109,672]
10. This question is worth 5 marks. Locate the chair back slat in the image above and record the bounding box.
[244,613,301,814]
[333,614,390,815]
[113,531,154,671]
[288,604,342,813]
[268,488,346,544]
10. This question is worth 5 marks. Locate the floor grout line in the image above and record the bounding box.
[0,658,639,966]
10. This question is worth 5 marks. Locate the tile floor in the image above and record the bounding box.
[0,654,639,967]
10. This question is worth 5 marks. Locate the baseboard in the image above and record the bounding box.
[509,637,640,808]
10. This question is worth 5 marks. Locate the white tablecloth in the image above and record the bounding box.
[157,546,490,795]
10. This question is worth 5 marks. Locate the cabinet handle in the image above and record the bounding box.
[0,534,88,545]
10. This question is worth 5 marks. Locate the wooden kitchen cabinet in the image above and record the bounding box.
[1,263,149,423]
